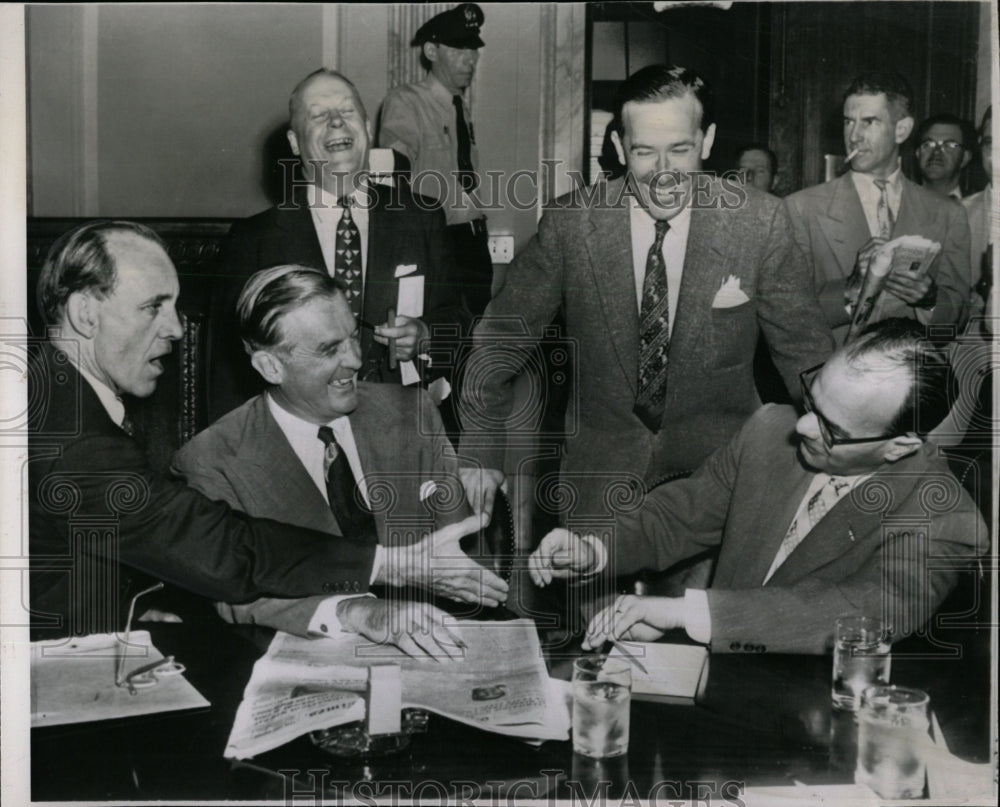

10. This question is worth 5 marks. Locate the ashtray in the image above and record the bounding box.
[309,708,430,758]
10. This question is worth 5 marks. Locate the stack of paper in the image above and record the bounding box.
[608,641,709,704]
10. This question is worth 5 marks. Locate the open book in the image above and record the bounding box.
[225,618,569,759]
[608,641,710,704]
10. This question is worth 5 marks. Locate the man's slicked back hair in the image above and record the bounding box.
[288,68,368,123]
[37,220,167,325]
[612,64,714,136]
[844,72,914,121]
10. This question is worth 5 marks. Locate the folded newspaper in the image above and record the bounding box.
[225,618,569,759]
[846,234,941,341]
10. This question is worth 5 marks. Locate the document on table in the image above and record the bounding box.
[31,631,209,727]
[225,618,569,759]
[608,641,709,704]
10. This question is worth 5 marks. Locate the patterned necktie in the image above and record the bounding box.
[452,95,478,193]
[120,410,136,438]
[764,475,852,583]
[874,178,894,239]
[633,219,672,432]
[335,196,364,318]
[317,426,378,544]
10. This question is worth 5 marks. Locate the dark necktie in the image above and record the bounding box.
[452,95,478,193]
[317,426,378,544]
[335,196,364,318]
[120,410,136,438]
[633,220,672,432]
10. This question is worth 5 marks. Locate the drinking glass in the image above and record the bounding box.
[832,616,890,711]
[572,655,631,758]
[855,685,930,799]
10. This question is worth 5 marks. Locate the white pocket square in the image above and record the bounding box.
[419,480,438,502]
[394,264,418,278]
[712,275,750,308]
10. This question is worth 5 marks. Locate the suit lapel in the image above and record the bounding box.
[817,175,869,279]
[668,203,728,377]
[894,177,930,236]
[582,179,641,396]
[275,191,326,270]
[239,397,339,535]
[768,458,924,586]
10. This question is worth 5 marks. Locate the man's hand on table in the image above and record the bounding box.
[375,514,509,607]
[458,467,505,521]
[528,528,601,587]
[582,594,685,650]
[336,598,465,661]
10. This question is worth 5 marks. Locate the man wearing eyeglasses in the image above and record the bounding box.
[527,318,986,654]
[913,113,975,202]
[786,73,971,345]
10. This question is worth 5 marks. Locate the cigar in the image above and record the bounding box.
[386,307,397,370]
[845,148,860,164]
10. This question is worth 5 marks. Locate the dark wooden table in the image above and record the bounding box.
[32,616,991,802]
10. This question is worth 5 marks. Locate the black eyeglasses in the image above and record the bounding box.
[798,364,900,447]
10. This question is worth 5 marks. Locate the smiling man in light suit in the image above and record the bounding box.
[174,265,506,656]
[529,319,987,655]
[461,65,833,531]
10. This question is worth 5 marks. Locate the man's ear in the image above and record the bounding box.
[64,291,100,338]
[287,129,301,157]
[894,115,915,145]
[882,433,922,463]
[960,148,973,169]
[250,350,285,386]
[423,42,438,65]
[610,129,626,167]
[700,122,717,161]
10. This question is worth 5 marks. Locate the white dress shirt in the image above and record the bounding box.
[266,393,380,637]
[851,166,903,238]
[629,199,691,333]
[310,184,371,280]
[76,363,127,429]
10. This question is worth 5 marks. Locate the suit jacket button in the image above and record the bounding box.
[758,644,766,653]
[729,642,741,651]
[322,582,333,593]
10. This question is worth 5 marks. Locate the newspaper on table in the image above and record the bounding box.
[225,618,569,759]
[846,234,942,342]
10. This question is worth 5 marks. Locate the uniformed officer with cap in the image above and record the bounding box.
[379,3,493,318]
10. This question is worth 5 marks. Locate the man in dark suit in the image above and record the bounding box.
[529,319,987,655]
[210,68,464,423]
[461,65,834,526]
[174,265,479,656]
[785,73,971,345]
[28,221,506,639]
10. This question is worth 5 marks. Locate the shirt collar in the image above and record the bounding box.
[266,391,349,440]
[314,182,370,211]
[424,71,462,106]
[75,362,127,428]
[852,163,902,194]
[628,193,692,240]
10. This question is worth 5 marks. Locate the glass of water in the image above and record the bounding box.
[832,616,891,712]
[855,685,930,799]
[572,655,631,758]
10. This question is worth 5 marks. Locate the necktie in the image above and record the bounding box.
[874,178,894,239]
[764,475,851,582]
[317,426,378,545]
[633,220,672,432]
[335,196,364,318]
[120,410,136,438]
[452,95,478,193]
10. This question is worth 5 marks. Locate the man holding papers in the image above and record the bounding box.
[209,68,464,422]
[174,265,501,656]
[785,72,970,345]
[529,319,986,654]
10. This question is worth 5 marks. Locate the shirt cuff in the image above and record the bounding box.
[306,594,376,638]
[683,588,712,645]
[370,545,384,586]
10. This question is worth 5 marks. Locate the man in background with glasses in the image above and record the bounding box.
[528,318,986,655]
[913,113,975,202]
